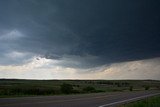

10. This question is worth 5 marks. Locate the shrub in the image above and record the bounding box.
[129,86,133,91]
[60,83,73,94]
[83,86,95,92]
[144,86,150,90]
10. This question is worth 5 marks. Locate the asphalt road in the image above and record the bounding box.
[0,90,160,107]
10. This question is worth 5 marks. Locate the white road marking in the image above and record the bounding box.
[98,93,160,107]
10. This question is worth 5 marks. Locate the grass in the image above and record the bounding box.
[121,95,160,107]
[0,79,159,97]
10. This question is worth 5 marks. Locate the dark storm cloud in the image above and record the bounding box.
[0,0,160,68]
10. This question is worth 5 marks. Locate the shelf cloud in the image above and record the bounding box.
[0,0,160,79]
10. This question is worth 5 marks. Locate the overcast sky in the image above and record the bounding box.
[0,0,160,80]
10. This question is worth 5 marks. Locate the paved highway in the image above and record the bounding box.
[0,90,159,107]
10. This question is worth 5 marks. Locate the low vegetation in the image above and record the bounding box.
[121,95,160,107]
[0,79,159,97]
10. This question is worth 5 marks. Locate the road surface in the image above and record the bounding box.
[0,90,159,107]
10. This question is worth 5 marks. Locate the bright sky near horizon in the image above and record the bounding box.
[0,0,160,80]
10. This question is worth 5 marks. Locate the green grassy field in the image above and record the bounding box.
[121,95,160,107]
[0,79,159,97]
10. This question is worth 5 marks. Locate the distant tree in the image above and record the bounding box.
[60,83,73,94]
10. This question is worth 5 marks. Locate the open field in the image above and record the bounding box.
[120,95,160,107]
[0,79,160,97]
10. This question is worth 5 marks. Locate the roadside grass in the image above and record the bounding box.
[121,95,160,107]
